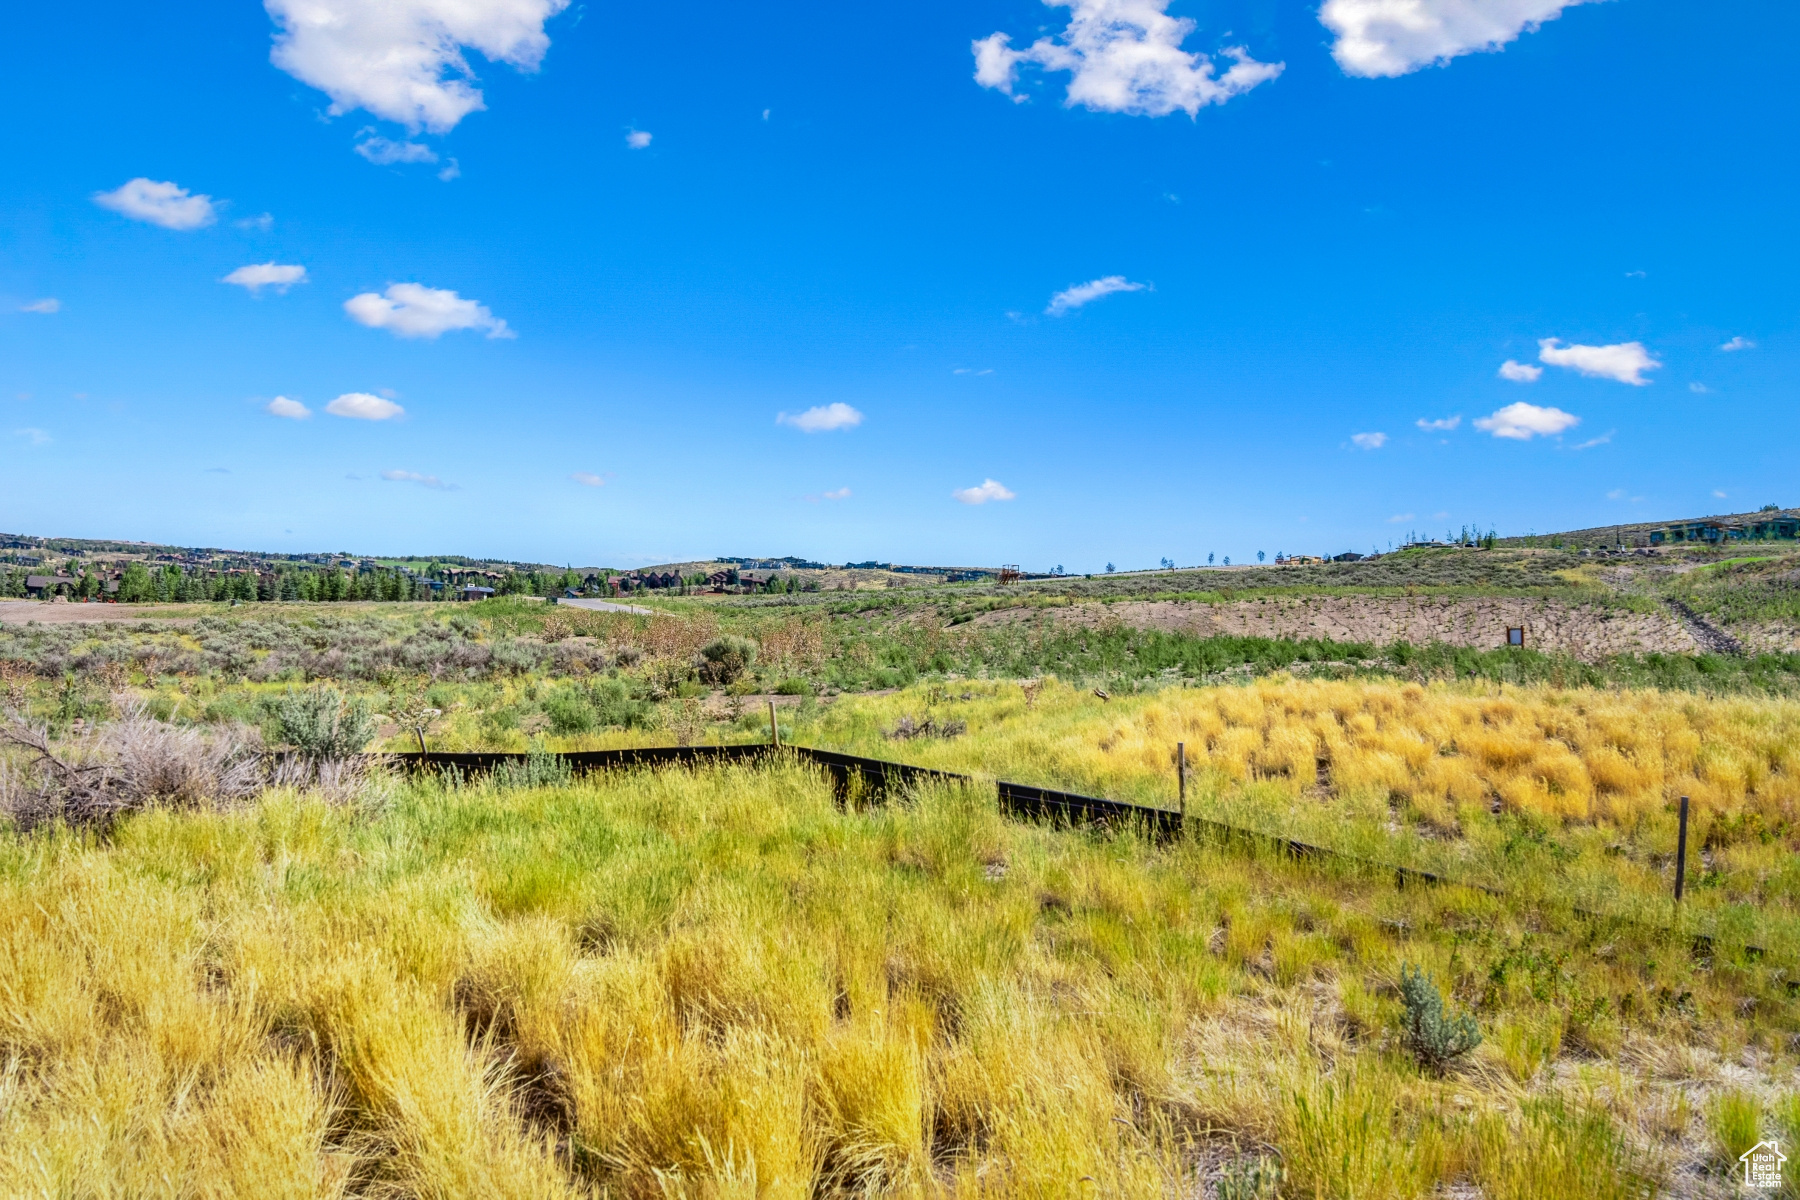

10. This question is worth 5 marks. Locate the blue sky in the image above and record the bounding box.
[1,0,1793,570]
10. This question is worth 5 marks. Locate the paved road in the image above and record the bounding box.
[558,598,657,616]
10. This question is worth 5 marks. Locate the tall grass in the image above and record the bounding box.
[0,759,1783,1195]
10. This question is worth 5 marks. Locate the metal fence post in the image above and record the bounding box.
[1674,795,1689,904]
[1177,742,1187,823]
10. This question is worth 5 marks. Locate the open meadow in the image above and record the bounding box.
[2,581,1798,1197]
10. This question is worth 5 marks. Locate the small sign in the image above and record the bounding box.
[1506,626,1525,647]
[1742,1141,1786,1190]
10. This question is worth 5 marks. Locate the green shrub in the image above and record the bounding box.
[698,635,757,685]
[491,745,572,790]
[1399,963,1481,1073]
[590,678,652,729]
[270,685,377,758]
[541,687,596,735]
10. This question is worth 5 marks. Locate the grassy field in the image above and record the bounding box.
[2,758,1794,1198]
[2,586,1798,1196]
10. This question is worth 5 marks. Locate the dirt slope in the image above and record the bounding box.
[969,596,1702,661]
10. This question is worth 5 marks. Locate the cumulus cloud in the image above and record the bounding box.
[822,486,852,500]
[381,468,455,490]
[1474,401,1579,440]
[1321,0,1594,78]
[1046,275,1145,315]
[344,283,512,339]
[570,471,608,487]
[973,0,1282,117]
[1350,431,1387,449]
[1497,359,1542,383]
[1720,336,1756,352]
[19,299,59,314]
[355,136,437,164]
[93,178,218,230]
[625,130,652,149]
[326,392,404,420]
[437,158,461,182]
[1537,338,1659,385]
[953,478,1016,505]
[1416,415,1460,431]
[222,263,309,294]
[777,403,863,433]
[265,0,570,133]
[266,396,312,419]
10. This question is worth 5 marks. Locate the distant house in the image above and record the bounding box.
[1331,552,1364,563]
[457,586,496,601]
[1280,556,1326,567]
[24,574,77,598]
[1652,514,1799,545]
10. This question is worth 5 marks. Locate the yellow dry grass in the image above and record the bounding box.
[0,757,1790,1197]
[813,676,1800,834]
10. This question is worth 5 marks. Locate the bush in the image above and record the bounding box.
[590,678,652,729]
[271,686,378,759]
[492,746,572,790]
[698,636,757,685]
[1399,963,1481,1073]
[542,687,596,735]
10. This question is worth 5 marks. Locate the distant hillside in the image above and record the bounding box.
[1498,506,1796,548]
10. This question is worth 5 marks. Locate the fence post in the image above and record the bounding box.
[1177,742,1187,823]
[769,700,780,748]
[1673,795,1689,904]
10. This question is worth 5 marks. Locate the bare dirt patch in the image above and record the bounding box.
[0,602,194,625]
[968,596,1702,661]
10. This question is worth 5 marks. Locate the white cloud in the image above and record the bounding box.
[1416,415,1460,431]
[1713,489,1728,499]
[222,263,309,294]
[13,428,51,446]
[437,158,461,182]
[821,486,852,501]
[973,0,1282,117]
[265,0,570,133]
[19,299,59,314]
[236,213,275,232]
[1572,430,1613,449]
[355,136,437,164]
[1720,336,1755,352]
[266,396,312,419]
[1386,512,1414,523]
[625,130,652,149]
[1497,359,1542,383]
[953,478,1016,505]
[777,402,863,433]
[1474,401,1579,440]
[1537,338,1660,385]
[1606,488,1626,500]
[344,283,512,339]
[1350,431,1387,449]
[1046,275,1145,315]
[93,178,217,230]
[326,392,404,420]
[1688,382,1710,394]
[1320,0,1593,78]
[381,468,455,490]
[571,471,607,487]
